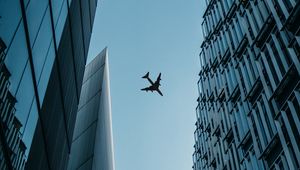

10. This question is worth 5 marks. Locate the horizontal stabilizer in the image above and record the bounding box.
[142,72,149,79]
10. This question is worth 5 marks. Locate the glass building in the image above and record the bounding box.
[193,0,300,170]
[0,0,98,169]
[68,48,115,170]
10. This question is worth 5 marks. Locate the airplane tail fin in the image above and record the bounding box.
[142,72,149,79]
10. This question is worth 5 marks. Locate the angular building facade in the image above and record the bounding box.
[193,0,300,170]
[0,0,98,169]
[67,48,115,170]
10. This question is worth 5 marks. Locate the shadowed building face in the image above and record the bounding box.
[0,0,99,169]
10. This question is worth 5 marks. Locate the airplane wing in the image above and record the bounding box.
[155,73,161,84]
[156,89,163,96]
[141,86,152,91]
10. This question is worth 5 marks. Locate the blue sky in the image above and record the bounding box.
[87,0,205,169]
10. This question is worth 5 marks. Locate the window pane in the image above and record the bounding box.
[26,0,48,46]
[51,0,65,25]
[32,8,53,80]
[38,41,55,104]
[14,62,35,132]
[0,0,22,46]
[55,0,68,46]
[4,22,29,95]
[22,99,38,157]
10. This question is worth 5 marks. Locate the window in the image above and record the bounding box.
[0,0,22,46]
[4,22,29,95]
[14,63,35,132]
[31,8,53,80]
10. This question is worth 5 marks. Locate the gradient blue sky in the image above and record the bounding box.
[87,0,205,169]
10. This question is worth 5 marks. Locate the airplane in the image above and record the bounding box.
[141,72,163,96]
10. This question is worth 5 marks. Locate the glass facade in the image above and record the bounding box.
[0,0,98,169]
[67,48,115,170]
[193,0,300,170]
